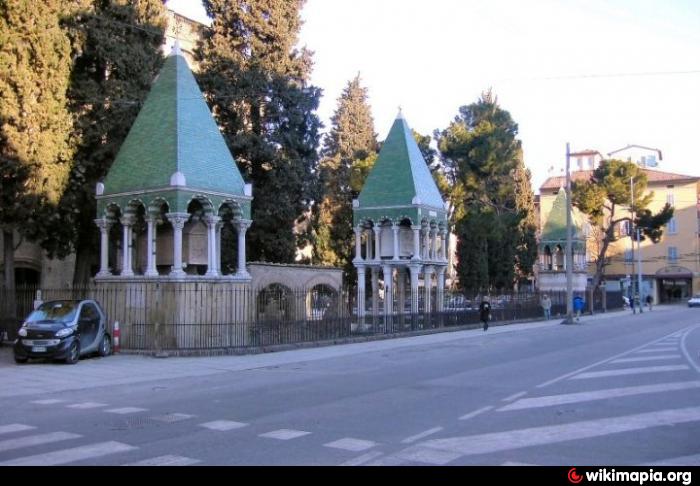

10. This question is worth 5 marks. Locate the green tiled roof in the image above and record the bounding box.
[358,114,444,210]
[102,47,246,201]
[541,188,584,242]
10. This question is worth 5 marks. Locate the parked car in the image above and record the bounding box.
[13,300,112,364]
[688,294,700,308]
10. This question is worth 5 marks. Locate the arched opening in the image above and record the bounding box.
[544,245,553,271]
[218,201,241,275]
[184,198,213,276]
[257,283,296,321]
[307,284,339,320]
[126,201,147,275]
[105,205,123,275]
[554,245,564,271]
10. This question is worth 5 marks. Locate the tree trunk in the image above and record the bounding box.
[3,229,14,291]
[2,230,17,336]
[73,244,96,285]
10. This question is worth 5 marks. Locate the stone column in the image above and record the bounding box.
[235,219,252,278]
[430,229,438,260]
[94,218,112,278]
[436,266,446,312]
[411,225,421,261]
[397,268,406,314]
[392,222,400,261]
[371,266,380,316]
[120,215,134,277]
[382,264,394,316]
[424,266,434,314]
[374,225,382,262]
[441,229,448,262]
[365,228,373,260]
[166,212,189,278]
[357,265,366,320]
[423,226,431,260]
[354,225,363,262]
[205,215,221,277]
[409,264,420,315]
[145,214,159,277]
[215,219,223,274]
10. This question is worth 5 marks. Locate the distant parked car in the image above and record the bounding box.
[688,294,700,308]
[13,300,112,364]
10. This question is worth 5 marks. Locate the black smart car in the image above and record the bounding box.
[14,300,112,364]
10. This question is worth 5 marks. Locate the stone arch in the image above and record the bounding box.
[307,283,340,320]
[554,244,564,271]
[544,245,553,270]
[257,282,299,321]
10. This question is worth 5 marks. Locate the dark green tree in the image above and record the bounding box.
[436,91,536,292]
[313,74,377,271]
[197,0,322,263]
[572,159,674,290]
[47,0,167,284]
[0,0,74,293]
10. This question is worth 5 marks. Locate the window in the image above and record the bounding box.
[668,247,678,263]
[667,192,675,207]
[668,217,678,234]
[577,158,583,171]
[619,220,630,236]
[588,156,594,169]
[624,249,633,263]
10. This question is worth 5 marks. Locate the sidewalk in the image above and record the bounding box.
[0,306,638,399]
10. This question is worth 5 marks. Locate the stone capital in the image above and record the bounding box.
[236,218,252,231]
[94,218,111,231]
[119,215,135,227]
[166,212,190,229]
[205,215,221,226]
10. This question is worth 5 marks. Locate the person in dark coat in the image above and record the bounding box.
[479,297,492,331]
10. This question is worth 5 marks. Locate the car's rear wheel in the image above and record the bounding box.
[14,355,28,364]
[65,342,80,365]
[98,334,111,357]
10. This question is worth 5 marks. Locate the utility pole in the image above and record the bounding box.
[564,143,574,324]
[630,177,643,314]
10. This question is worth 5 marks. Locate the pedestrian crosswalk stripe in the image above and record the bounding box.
[105,407,148,415]
[571,365,689,380]
[340,451,384,466]
[0,441,137,466]
[67,402,108,409]
[498,381,700,411]
[0,432,81,453]
[401,427,443,444]
[611,355,681,363]
[258,429,311,440]
[124,455,201,466]
[412,406,700,458]
[199,420,247,431]
[31,399,65,405]
[393,445,462,465]
[459,406,493,421]
[0,424,35,435]
[324,438,378,452]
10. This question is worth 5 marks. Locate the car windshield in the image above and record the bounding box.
[26,301,79,324]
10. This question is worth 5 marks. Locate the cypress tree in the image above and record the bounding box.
[313,74,377,272]
[0,0,74,291]
[197,0,322,263]
[46,0,167,283]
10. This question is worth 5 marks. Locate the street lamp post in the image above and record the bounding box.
[630,177,643,314]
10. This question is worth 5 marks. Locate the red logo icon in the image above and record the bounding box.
[568,468,584,484]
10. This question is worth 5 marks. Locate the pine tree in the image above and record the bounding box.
[436,91,536,292]
[0,0,74,291]
[313,75,377,272]
[197,0,322,263]
[46,0,167,284]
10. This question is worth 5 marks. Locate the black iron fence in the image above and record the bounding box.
[0,284,623,351]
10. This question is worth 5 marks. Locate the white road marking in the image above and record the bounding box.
[401,427,444,444]
[105,407,148,415]
[340,451,385,466]
[199,420,248,431]
[681,326,700,374]
[393,446,462,465]
[498,381,700,411]
[0,424,35,435]
[611,355,681,363]
[459,406,493,421]
[537,328,690,388]
[0,432,81,452]
[152,413,195,423]
[571,365,689,380]
[324,438,378,452]
[124,455,201,466]
[0,441,137,466]
[258,429,311,440]
[636,348,678,353]
[67,402,108,409]
[502,461,539,466]
[414,406,700,458]
[502,391,527,402]
[31,399,65,405]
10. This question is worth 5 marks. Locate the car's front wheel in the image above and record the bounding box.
[98,334,111,357]
[14,355,28,364]
[65,342,80,365]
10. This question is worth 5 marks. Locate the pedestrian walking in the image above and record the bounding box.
[573,295,585,322]
[479,297,492,331]
[540,294,552,320]
[645,294,653,311]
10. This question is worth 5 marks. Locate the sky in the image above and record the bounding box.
[166,0,700,193]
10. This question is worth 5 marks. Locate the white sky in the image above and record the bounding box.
[167,0,700,192]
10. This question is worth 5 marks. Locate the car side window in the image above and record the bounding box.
[80,304,99,321]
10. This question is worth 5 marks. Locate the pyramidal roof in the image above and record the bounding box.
[541,188,584,242]
[102,45,246,198]
[358,113,444,210]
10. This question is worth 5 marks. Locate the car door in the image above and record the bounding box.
[78,303,100,350]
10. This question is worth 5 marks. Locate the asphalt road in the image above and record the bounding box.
[1,305,699,466]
